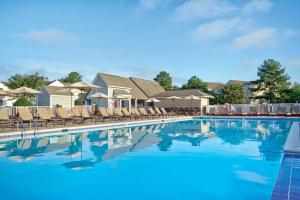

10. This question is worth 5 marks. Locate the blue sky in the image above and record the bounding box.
[0,0,299,85]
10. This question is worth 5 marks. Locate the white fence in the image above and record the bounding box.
[205,103,300,116]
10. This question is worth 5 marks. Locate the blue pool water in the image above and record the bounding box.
[0,118,298,200]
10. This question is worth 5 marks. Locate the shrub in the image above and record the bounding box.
[13,96,33,106]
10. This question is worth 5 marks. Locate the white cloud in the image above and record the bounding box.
[242,0,273,15]
[135,0,169,11]
[283,29,298,38]
[191,17,242,40]
[230,27,278,50]
[17,28,78,45]
[173,0,236,21]
[288,58,300,67]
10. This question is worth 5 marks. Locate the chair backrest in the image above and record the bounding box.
[114,108,124,116]
[47,108,56,118]
[80,107,91,118]
[0,109,10,120]
[138,108,147,115]
[260,105,269,114]
[292,105,300,114]
[18,107,34,121]
[154,107,162,114]
[122,108,131,116]
[99,107,109,117]
[106,108,114,116]
[56,108,70,119]
[132,108,141,115]
[148,108,156,115]
[72,107,81,117]
[249,106,257,114]
[160,108,168,114]
[37,108,51,120]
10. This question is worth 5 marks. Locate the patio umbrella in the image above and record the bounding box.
[166,96,182,108]
[65,81,100,112]
[185,95,200,107]
[146,98,160,103]
[146,97,160,107]
[87,92,108,99]
[9,86,40,105]
[9,86,40,95]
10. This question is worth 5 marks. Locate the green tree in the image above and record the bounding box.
[181,76,208,91]
[61,72,82,83]
[284,83,300,103]
[74,98,84,105]
[220,83,245,104]
[7,73,48,90]
[251,59,290,103]
[154,71,172,91]
[13,96,33,106]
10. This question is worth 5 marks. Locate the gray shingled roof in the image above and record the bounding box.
[130,77,165,98]
[153,89,214,98]
[206,82,224,90]
[97,73,148,100]
[226,80,250,85]
[43,86,72,95]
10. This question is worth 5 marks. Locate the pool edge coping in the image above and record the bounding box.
[0,116,194,141]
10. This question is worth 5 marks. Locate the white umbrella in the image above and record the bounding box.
[146,98,160,103]
[9,86,40,106]
[185,95,200,107]
[64,81,101,109]
[166,96,182,108]
[88,92,108,99]
[9,86,40,95]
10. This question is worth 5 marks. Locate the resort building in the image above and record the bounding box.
[90,73,165,108]
[90,73,212,109]
[153,89,213,109]
[206,82,224,94]
[37,81,80,108]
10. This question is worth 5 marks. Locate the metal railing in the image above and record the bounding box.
[205,103,300,116]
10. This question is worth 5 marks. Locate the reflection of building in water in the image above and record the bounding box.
[107,128,132,150]
[0,120,291,167]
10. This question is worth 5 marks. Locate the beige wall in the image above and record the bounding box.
[51,95,74,108]
[154,97,210,108]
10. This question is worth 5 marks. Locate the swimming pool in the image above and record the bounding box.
[0,118,298,200]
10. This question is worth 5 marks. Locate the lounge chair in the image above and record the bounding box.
[17,107,45,129]
[154,107,166,118]
[98,107,111,121]
[56,108,83,124]
[218,106,228,116]
[114,108,126,120]
[37,108,65,127]
[138,108,151,119]
[106,108,120,120]
[278,105,291,116]
[234,106,246,116]
[80,107,102,123]
[130,108,142,119]
[249,106,259,116]
[0,109,15,130]
[160,107,174,117]
[122,108,134,120]
[148,107,159,118]
[291,104,300,116]
[260,105,269,116]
